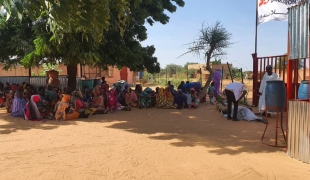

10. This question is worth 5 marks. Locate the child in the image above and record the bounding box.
[208,82,215,105]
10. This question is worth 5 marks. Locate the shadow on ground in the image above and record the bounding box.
[0,102,286,155]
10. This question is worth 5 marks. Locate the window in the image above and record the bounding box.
[108,66,113,78]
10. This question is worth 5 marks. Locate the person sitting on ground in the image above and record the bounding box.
[37,86,45,100]
[11,85,27,117]
[174,89,187,109]
[55,87,80,121]
[155,87,176,109]
[44,84,58,109]
[191,88,200,107]
[72,90,96,118]
[150,90,156,108]
[186,89,198,109]
[208,82,215,105]
[24,95,49,121]
[83,89,92,104]
[125,87,137,111]
[107,89,124,111]
[116,85,126,107]
[177,81,186,93]
[224,82,247,121]
[6,90,14,113]
[139,87,152,109]
[134,84,143,107]
[92,85,104,109]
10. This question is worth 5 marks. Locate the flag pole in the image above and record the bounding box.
[255,0,258,54]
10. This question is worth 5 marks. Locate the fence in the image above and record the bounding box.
[287,101,310,164]
[252,53,308,106]
[0,76,82,90]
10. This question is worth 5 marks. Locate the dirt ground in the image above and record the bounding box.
[0,101,310,180]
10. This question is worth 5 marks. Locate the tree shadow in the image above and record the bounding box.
[105,104,286,155]
[0,108,78,134]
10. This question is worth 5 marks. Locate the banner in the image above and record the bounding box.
[257,0,305,25]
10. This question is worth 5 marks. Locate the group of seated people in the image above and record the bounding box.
[0,78,207,121]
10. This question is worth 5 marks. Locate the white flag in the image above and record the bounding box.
[258,0,303,25]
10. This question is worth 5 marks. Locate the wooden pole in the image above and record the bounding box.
[221,66,223,92]
[227,62,234,83]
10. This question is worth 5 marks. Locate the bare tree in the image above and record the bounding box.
[179,21,232,98]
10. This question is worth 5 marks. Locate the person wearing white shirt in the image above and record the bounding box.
[258,65,279,115]
[224,82,247,121]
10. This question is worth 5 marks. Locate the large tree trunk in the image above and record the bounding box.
[199,45,215,99]
[67,64,77,90]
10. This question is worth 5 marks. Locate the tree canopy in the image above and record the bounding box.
[0,0,130,42]
[0,0,185,89]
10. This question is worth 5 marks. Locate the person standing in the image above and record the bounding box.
[224,82,247,121]
[208,82,215,105]
[258,65,279,115]
[212,69,222,97]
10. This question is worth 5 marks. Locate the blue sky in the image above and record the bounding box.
[141,0,288,71]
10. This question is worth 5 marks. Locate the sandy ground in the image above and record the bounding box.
[0,103,310,180]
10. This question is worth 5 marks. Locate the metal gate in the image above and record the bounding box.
[252,53,307,106]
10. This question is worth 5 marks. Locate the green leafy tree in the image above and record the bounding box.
[179,21,232,98]
[1,0,185,90]
[166,63,182,75]
[0,0,130,42]
[0,14,33,69]
[95,0,184,73]
[211,59,221,65]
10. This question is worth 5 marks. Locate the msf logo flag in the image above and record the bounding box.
[257,0,306,25]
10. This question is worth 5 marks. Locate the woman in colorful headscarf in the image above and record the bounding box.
[55,87,80,121]
[139,87,152,108]
[92,85,104,109]
[6,90,14,113]
[24,95,49,121]
[212,69,222,97]
[107,89,123,111]
[11,85,27,117]
[72,90,96,118]
[125,87,137,111]
[134,84,142,102]
[156,87,176,109]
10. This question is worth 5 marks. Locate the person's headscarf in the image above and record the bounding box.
[108,89,117,106]
[11,84,18,92]
[61,94,71,103]
[144,87,152,93]
[28,95,41,120]
[212,69,222,97]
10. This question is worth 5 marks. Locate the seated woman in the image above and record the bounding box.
[92,85,104,108]
[139,87,152,109]
[174,89,187,109]
[44,84,58,113]
[11,85,27,117]
[72,91,96,118]
[155,87,176,109]
[45,85,57,103]
[107,89,124,112]
[6,90,14,113]
[186,88,198,109]
[134,84,143,107]
[150,90,156,108]
[83,89,92,104]
[125,88,137,111]
[55,87,80,121]
[24,95,49,121]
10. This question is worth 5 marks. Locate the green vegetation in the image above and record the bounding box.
[0,0,185,89]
